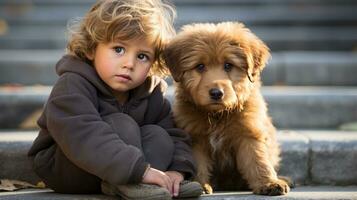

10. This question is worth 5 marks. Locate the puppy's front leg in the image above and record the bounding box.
[235,137,289,195]
[193,143,213,194]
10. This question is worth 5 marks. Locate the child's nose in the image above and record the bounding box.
[122,54,135,69]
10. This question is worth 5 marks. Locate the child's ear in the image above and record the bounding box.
[85,48,96,61]
[85,51,94,60]
[163,42,184,82]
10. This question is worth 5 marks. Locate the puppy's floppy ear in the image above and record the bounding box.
[230,22,270,82]
[247,37,270,82]
[163,40,184,82]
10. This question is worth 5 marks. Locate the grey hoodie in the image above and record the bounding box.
[28,55,196,188]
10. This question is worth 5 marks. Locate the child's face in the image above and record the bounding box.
[90,37,155,94]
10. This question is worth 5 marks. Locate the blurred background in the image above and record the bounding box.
[0,0,357,191]
[0,0,356,130]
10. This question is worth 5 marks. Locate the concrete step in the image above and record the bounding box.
[1,25,357,51]
[0,86,50,129]
[175,4,357,27]
[0,86,357,129]
[253,26,357,51]
[1,2,357,26]
[0,26,67,49]
[261,86,357,129]
[263,51,357,86]
[0,189,116,200]
[1,186,357,200]
[0,130,356,192]
[0,50,63,85]
[1,50,356,86]
[1,0,357,5]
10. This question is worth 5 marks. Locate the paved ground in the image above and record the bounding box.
[1,186,357,200]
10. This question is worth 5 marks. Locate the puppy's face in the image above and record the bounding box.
[164,22,270,112]
[174,40,249,112]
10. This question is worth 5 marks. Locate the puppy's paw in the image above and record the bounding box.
[203,183,213,194]
[278,176,295,188]
[253,179,290,196]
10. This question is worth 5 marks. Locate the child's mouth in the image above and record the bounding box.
[115,74,132,81]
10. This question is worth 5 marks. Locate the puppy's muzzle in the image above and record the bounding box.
[209,88,224,101]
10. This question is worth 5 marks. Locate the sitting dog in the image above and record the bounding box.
[163,22,290,195]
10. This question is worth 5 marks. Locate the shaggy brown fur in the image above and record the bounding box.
[163,22,290,195]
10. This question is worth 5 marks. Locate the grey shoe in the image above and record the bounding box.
[101,181,171,200]
[177,180,203,198]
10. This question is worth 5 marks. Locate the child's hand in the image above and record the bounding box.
[165,171,184,197]
[142,167,173,195]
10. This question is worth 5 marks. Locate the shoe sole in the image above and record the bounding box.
[102,182,171,200]
[178,183,203,198]
[119,193,172,200]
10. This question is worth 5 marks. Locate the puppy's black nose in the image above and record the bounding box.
[209,88,224,100]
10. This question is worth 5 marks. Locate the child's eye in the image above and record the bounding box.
[138,53,149,61]
[114,47,125,54]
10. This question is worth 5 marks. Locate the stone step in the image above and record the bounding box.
[0,189,116,200]
[0,50,65,85]
[175,4,357,27]
[0,50,63,85]
[0,50,356,86]
[1,186,357,200]
[0,86,357,129]
[263,51,357,86]
[1,0,357,5]
[0,86,50,129]
[0,130,356,191]
[0,26,67,50]
[1,2,357,26]
[262,87,357,129]
[1,25,356,51]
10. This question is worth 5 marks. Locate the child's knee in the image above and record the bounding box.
[141,125,174,155]
[102,113,141,147]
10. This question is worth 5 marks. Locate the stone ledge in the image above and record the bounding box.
[0,131,41,184]
[2,27,357,51]
[1,86,357,129]
[2,3,357,26]
[1,0,356,5]
[1,50,357,85]
[277,131,309,184]
[1,186,357,200]
[1,130,357,186]
[263,51,357,86]
[300,131,357,185]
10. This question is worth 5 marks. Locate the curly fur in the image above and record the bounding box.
[164,22,290,195]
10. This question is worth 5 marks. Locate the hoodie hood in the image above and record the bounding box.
[55,55,166,101]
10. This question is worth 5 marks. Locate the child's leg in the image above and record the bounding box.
[102,113,142,148]
[100,116,175,199]
[32,144,101,194]
[32,113,142,194]
[140,125,174,171]
[104,113,174,170]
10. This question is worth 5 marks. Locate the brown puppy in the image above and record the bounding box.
[163,22,290,195]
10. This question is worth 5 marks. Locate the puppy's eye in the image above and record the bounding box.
[224,63,233,72]
[196,64,205,73]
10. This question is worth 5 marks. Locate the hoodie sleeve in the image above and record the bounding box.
[146,85,196,179]
[45,74,148,185]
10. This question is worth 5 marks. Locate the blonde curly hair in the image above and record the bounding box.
[67,0,176,77]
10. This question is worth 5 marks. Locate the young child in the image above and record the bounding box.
[27,0,202,199]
